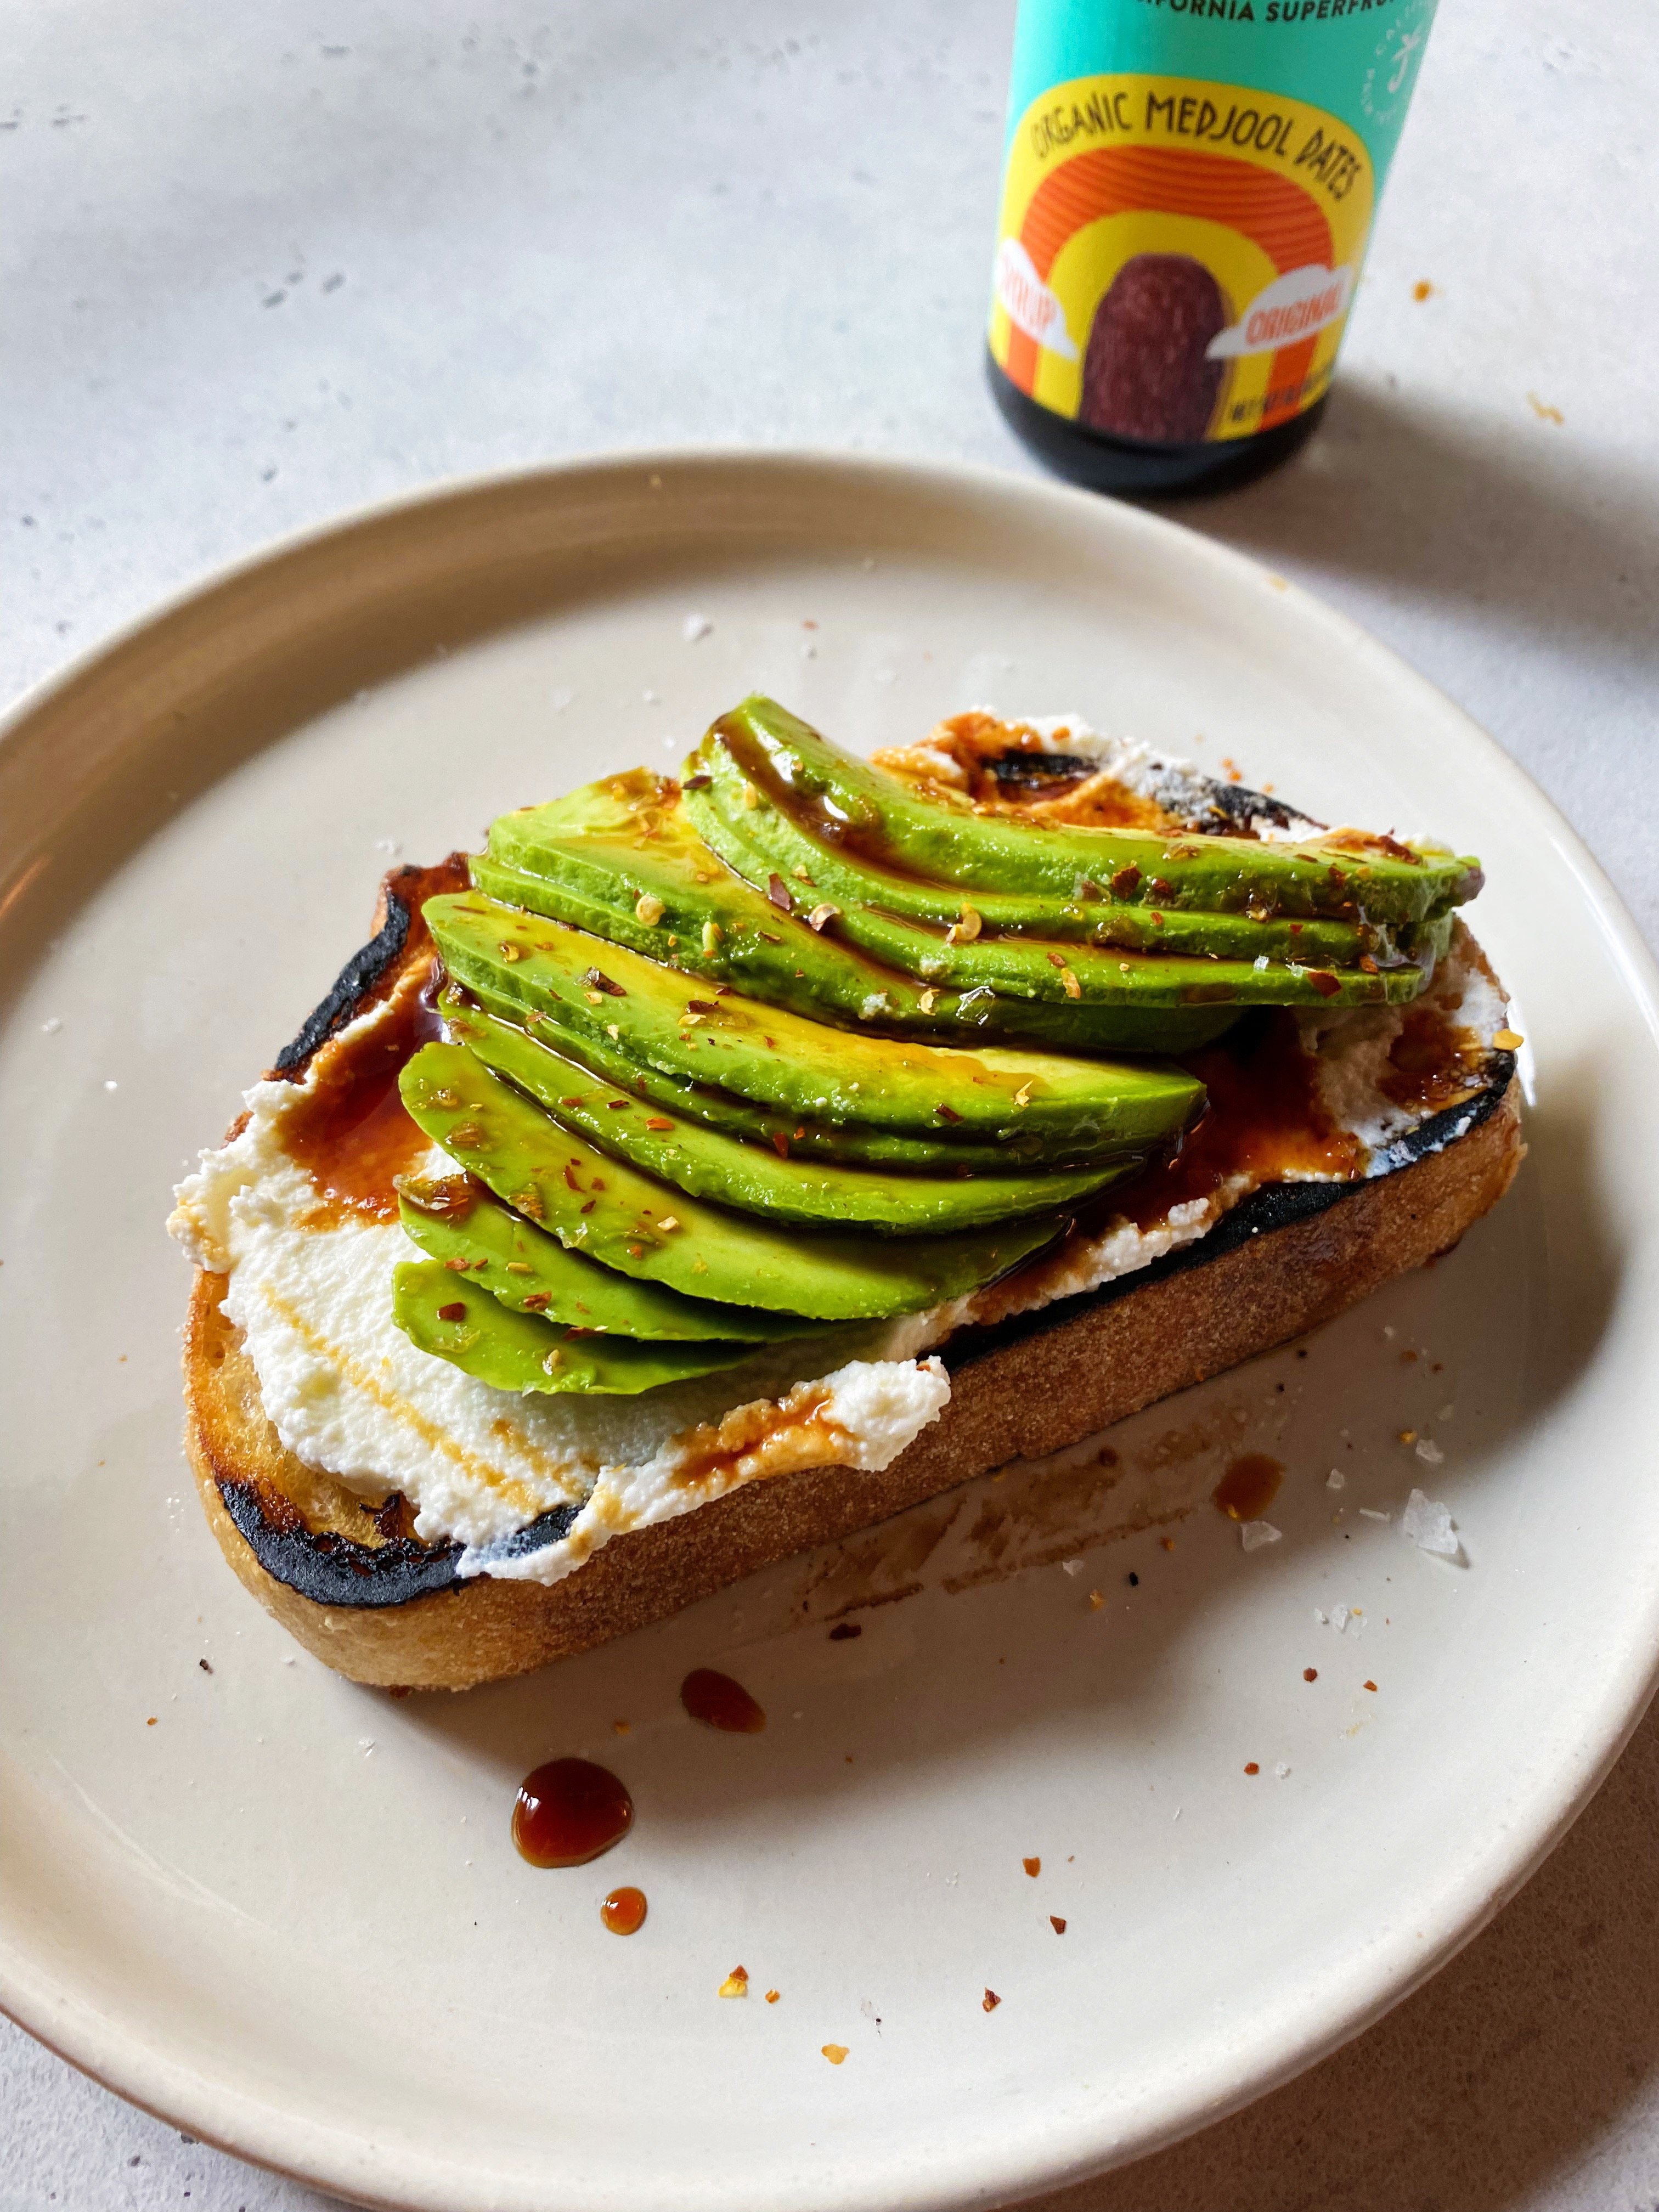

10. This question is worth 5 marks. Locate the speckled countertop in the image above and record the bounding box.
[4,3,1657,2207]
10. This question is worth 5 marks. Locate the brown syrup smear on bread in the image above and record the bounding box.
[668,1385,843,1494]
[286,975,443,1224]
[601,1885,647,1935]
[680,1667,766,1733]
[873,712,1178,830]
[1379,1005,1486,1118]
[1113,1012,1363,1232]
[513,1758,634,1867]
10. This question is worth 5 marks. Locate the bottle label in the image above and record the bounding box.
[990,7,1435,446]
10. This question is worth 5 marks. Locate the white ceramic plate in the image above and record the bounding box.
[3,455,1657,2212]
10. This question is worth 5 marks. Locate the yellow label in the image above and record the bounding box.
[989,74,1375,443]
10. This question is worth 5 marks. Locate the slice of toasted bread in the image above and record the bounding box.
[181,862,1523,1690]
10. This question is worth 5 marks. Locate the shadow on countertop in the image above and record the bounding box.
[1160,374,1659,674]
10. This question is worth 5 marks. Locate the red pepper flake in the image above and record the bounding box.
[583,968,626,996]
[771,1132,790,1158]
[685,999,718,1014]
[644,1117,675,1132]
[1358,953,1380,975]
[828,1622,861,1641]
[522,1293,551,1312]
[1303,1667,1318,1681]
[767,873,793,912]
[436,1301,467,1322]
[683,772,712,789]
[935,1102,963,1123]
[1363,1680,1378,1692]
[1022,1856,1040,1877]
[1307,970,1342,998]
[559,1095,585,1108]
[442,1256,470,1273]
[1244,1762,1260,1775]
[606,1098,630,1110]
[580,1199,596,1214]
[1049,1916,1067,1935]
[982,1989,1001,2013]
[1110,865,1141,898]
[563,1165,583,1192]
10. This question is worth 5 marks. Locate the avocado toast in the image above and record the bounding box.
[171,701,1522,1688]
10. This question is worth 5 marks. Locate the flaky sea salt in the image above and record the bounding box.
[1402,1488,1460,1557]
[1329,1604,1351,1633]
[1061,1558,1084,1577]
[1313,1607,1328,1625]
[1326,1468,1345,1491]
[1359,1508,1391,1523]
[1414,1437,1445,1466]
[1240,1520,1281,1553]
[1274,1763,1290,1779]
[41,1017,62,1034]
[682,613,712,642]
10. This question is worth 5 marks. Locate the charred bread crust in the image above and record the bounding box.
[264,856,470,1083]
[182,865,1526,1690]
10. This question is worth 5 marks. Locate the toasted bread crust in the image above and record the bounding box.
[183,1076,1522,1689]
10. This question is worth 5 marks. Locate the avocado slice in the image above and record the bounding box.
[684,720,1410,968]
[391,1262,759,1393]
[399,1042,1065,1320]
[397,1176,822,1342]
[443,984,1103,1170]
[474,780,1242,1054]
[707,696,1481,927]
[685,781,1448,1014]
[436,996,1139,1232]
[425,890,1205,1152]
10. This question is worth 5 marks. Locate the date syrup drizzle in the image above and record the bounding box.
[512,1758,634,1867]
[680,1667,767,1733]
[284,970,445,1224]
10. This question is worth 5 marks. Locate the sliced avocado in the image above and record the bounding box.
[426,889,1206,1147]
[436,997,1138,1232]
[391,1262,758,1393]
[443,983,1097,1170]
[709,696,1481,928]
[399,1042,1064,1319]
[683,781,1444,1014]
[397,1177,822,1342]
[684,724,1406,968]
[475,778,1241,1053]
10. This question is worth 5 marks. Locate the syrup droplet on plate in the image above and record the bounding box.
[512,1757,633,1867]
[601,1884,647,1935]
[680,1667,766,1733]
[1212,1452,1284,1522]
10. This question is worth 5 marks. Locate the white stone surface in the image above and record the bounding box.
[3,2,1656,2207]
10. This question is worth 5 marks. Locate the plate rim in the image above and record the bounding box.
[4,443,1659,2211]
